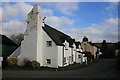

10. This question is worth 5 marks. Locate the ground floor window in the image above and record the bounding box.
[46,59,51,64]
[63,57,67,65]
[78,54,81,58]
[72,54,74,61]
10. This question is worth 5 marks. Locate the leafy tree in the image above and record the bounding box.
[10,33,24,45]
[101,40,108,57]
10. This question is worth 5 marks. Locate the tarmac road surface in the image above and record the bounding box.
[2,58,120,79]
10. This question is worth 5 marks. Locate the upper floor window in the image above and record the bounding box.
[47,41,52,47]
[65,43,68,50]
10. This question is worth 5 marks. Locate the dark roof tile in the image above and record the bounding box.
[0,34,18,46]
[43,24,72,46]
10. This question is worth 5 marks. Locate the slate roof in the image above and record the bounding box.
[43,24,73,46]
[0,34,18,46]
[94,43,102,48]
[75,42,81,49]
[69,39,75,48]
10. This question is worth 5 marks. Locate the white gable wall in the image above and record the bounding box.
[18,5,45,66]
[42,30,58,68]
[20,31,37,63]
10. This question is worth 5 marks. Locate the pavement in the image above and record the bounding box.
[1,58,120,79]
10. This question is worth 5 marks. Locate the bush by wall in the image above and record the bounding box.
[31,61,40,68]
[6,57,17,67]
[24,58,32,67]
[24,59,40,68]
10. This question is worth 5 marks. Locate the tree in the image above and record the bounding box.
[10,33,24,45]
[101,40,108,57]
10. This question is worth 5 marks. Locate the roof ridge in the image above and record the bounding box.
[45,24,70,37]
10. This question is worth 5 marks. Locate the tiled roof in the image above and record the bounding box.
[0,34,18,46]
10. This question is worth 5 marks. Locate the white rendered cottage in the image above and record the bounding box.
[11,4,84,68]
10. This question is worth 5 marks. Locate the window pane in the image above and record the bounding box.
[46,59,51,64]
[78,55,81,58]
[47,41,52,47]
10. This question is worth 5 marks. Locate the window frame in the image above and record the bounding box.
[63,57,67,65]
[46,59,51,64]
[78,54,81,58]
[47,41,52,47]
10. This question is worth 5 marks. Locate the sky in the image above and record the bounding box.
[0,2,119,43]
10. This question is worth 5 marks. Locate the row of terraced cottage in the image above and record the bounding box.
[8,4,100,68]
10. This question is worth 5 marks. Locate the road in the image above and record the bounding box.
[2,58,120,79]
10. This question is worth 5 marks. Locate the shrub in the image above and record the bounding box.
[24,58,32,67]
[31,61,40,68]
[84,52,93,61]
[24,59,40,68]
[6,57,17,67]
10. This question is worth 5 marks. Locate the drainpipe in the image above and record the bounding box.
[62,46,64,67]
[75,48,77,63]
[71,48,73,64]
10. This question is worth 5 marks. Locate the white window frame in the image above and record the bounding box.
[63,57,67,65]
[47,41,52,47]
[46,59,51,64]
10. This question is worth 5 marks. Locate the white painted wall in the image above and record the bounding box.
[72,43,76,63]
[57,46,63,67]
[20,31,37,63]
[0,57,2,80]
[0,57,3,67]
[76,52,82,64]
[42,30,58,68]
[63,41,71,66]
[18,5,45,66]
[36,9,45,66]
[10,46,21,57]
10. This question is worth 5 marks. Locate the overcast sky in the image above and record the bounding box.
[0,2,119,43]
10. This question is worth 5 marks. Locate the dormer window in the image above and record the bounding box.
[47,41,52,47]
